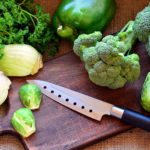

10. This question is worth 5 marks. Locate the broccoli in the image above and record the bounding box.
[73,32,102,60]
[133,4,150,55]
[73,21,140,89]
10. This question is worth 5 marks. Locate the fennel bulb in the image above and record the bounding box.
[0,71,11,105]
[0,44,43,76]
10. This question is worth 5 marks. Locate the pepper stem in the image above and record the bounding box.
[57,25,74,38]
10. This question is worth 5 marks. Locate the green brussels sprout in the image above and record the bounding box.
[141,72,150,112]
[11,108,36,138]
[19,84,42,110]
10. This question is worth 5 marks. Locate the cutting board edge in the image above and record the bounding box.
[0,131,29,150]
[2,123,132,150]
[70,125,133,150]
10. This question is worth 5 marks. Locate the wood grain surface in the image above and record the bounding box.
[0,42,150,150]
[0,0,150,150]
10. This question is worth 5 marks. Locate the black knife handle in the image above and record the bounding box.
[121,109,150,131]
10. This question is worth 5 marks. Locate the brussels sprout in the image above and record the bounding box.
[141,72,150,112]
[19,84,42,110]
[11,108,36,138]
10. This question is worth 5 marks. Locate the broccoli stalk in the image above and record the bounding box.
[117,21,136,53]
[133,4,150,55]
[73,21,140,89]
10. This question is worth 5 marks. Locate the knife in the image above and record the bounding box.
[27,80,150,131]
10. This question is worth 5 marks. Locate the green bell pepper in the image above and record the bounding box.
[52,0,116,41]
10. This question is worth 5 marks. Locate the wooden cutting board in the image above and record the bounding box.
[0,42,150,150]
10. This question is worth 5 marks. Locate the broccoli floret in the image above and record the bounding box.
[83,47,100,65]
[73,21,140,89]
[96,21,136,66]
[121,54,140,82]
[86,61,121,87]
[133,4,150,55]
[96,41,124,66]
[102,35,116,47]
[73,31,102,60]
[108,75,127,89]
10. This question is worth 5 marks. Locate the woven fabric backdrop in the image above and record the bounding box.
[0,0,150,149]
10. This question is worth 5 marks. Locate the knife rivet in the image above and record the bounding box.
[73,102,77,105]
[89,109,93,113]
[81,106,85,109]
[51,90,54,93]
[43,86,47,89]
[58,95,61,98]
[66,98,69,102]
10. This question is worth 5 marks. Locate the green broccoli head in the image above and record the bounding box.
[96,39,124,66]
[73,31,102,59]
[108,75,127,89]
[87,61,122,87]
[133,4,150,43]
[83,47,100,65]
[102,35,117,47]
[73,21,140,89]
[85,61,127,89]
[121,54,140,82]
[95,21,135,66]
[133,4,150,55]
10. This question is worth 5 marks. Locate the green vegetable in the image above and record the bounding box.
[0,44,43,76]
[141,72,150,112]
[0,71,11,105]
[0,0,59,56]
[11,108,36,138]
[73,21,140,89]
[52,0,116,41]
[133,4,150,55]
[19,84,42,110]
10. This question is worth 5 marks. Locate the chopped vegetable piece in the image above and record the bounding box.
[0,44,43,76]
[141,72,150,112]
[0,71,11,105]
[11,108,36,138]
[133,4,150,55]
[19,84,42,110]
[73,21,140,89]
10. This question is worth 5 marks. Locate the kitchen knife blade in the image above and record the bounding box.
[27,80,150,131]
[27,80,113,121]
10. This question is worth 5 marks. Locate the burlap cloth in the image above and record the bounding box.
[0,0,150,149]
[1,128,150,150]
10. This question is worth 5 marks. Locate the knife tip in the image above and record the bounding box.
[26,80,34,84]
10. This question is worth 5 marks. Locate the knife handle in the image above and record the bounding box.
[121,109,150,131]
[111,106,150,131]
